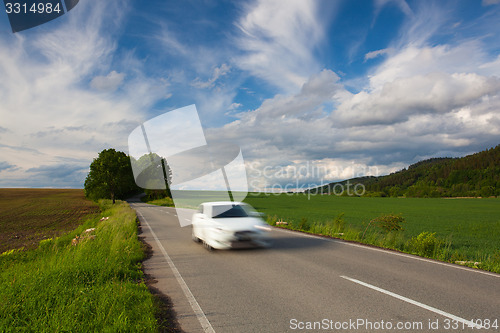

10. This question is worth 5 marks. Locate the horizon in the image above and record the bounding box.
[1,142,496,192]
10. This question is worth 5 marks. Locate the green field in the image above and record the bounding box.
[244,193,500,271]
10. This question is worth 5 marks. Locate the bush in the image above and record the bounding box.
[370,213,405,232]
[332,213,345,233]
[144,189,170,201]
[298,217,310,231]
[407,231,441,257]
[266,215,278,226]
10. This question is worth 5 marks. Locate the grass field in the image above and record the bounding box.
[0,199,160,332]
[0,189,100,253]
[244,193,500,272]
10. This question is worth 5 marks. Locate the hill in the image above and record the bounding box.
[313,144,500,197]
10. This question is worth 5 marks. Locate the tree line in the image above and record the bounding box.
[86,144,499,202]
[318,144,500,198]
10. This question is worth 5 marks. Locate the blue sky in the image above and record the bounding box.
[1,0,500,190]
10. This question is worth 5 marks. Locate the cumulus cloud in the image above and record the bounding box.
[207,70,368,189]
[368,42,490,90]
[210,34,500,191]
[335,72,500,126]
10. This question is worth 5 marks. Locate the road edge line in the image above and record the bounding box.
[273,227,500,278]
[137,210,216,333]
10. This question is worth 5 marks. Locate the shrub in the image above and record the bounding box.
[266,215,278,226]
[332,213,345,233]
[407,232,441,257]
[298,217,310,231]
[371,213,405,232]
[383,231,406,251]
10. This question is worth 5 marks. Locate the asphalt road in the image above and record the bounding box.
[129,200,500,333]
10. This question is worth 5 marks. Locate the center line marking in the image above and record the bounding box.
[341,276,482,329]
[137,210,215,333]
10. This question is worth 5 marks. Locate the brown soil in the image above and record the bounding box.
[0,188,100,253]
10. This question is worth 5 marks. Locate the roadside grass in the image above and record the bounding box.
[245,193,500,274]
[142,196,174,207]
[0,200,159,332]
[141,190,250,209]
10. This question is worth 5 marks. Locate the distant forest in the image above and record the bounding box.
[315,145,500,198]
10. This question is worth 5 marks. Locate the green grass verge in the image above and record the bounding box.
[0,200,159,332]
[244,193,500,274]
[142,196,174,207]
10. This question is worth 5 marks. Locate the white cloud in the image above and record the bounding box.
[374,0,413,17]
[235,0,325,93]
[156,24,190,56]
[395,3,449,48]
[480,54,500,73]
[364,48,394,61]
[90,71,125,92]
[210,34,500,191]
[0,1,170,188]
[2,0,498,191]
[368,42,490,90]
[191,64,231,89]
[335,72,500,126]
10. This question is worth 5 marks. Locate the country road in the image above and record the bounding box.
[129,200,500,333]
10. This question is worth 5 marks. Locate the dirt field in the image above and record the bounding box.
[0,189,100,253]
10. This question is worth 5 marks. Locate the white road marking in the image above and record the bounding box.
[137,210,216,333]
[273,227,500,278]
[341,276,483,329]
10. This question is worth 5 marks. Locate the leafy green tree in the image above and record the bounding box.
[131,152,172,201]
[84,149,139,203]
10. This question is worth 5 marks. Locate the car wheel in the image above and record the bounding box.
[203,240,214,251]
[192,229,201,243]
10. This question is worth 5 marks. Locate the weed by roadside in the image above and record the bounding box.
[0,200,159,332]
[270,212,500,274]
[142,196,175,207]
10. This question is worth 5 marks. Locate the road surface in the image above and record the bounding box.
[129,200,500,332]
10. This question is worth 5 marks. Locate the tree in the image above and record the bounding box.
[84,149,139,203]
[131,152,172,201]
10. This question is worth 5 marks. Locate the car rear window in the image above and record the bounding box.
[212,205,249,218]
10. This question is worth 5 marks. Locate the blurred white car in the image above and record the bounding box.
[191,201,272,250]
